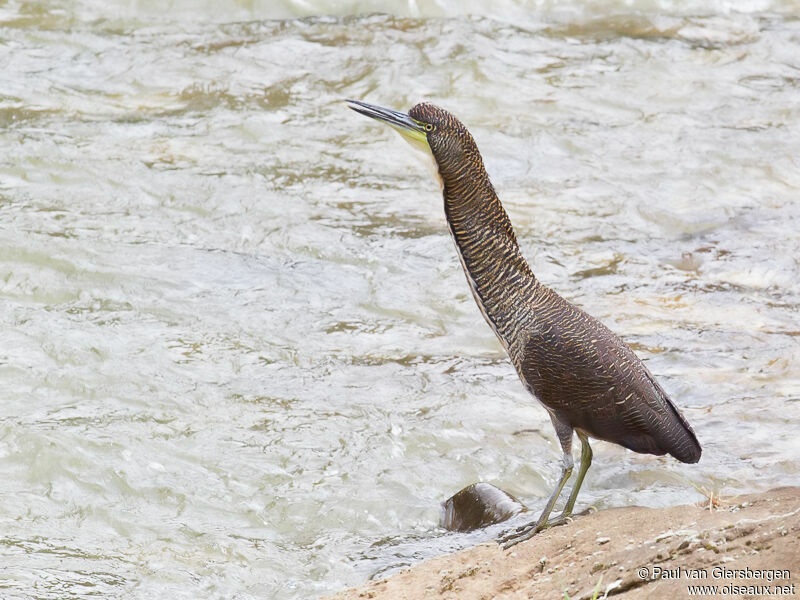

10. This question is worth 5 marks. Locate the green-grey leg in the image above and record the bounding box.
[498,415,574,549]
[548,431,592,527]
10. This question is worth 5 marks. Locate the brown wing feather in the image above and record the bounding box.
[517,294,701,463]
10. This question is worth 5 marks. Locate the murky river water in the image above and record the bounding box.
[1,0,799,598]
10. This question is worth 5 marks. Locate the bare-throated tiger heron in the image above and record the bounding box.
[346,100,701,548]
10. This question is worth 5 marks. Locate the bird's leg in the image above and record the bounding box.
[498,417,574,549]
[498,452,573,548]
[547,431,592,527]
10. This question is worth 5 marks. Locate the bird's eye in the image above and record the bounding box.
[424,123,435,132]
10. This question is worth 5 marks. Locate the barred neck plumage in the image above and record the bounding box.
[438,150,538,345]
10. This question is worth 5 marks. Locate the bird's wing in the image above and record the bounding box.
[517,303,700,462]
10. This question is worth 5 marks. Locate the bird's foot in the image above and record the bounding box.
[497,511,579,549]
[542,513,573,528]
[497,518,547,549]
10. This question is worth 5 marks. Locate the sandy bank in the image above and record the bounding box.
[326,487,800,599]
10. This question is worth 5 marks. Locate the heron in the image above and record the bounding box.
[345,99,701,548]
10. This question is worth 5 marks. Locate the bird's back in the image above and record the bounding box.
[510,284,701,464]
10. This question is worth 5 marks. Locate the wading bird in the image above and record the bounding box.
[345,100,701,548]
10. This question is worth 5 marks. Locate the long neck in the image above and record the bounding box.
[439,155,537,344]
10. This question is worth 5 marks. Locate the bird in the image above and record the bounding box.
[345,99,701,548]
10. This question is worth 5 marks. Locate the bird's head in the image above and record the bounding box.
[346,99,483,185]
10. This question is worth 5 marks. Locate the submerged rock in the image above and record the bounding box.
[440,482,526,532]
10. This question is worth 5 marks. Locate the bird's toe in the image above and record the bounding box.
[544,514,572,528]
[497,520,543,549]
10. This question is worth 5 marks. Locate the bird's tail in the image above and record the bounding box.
[643,371,702,464]
[658,393,702,464]
[666,418,702,463]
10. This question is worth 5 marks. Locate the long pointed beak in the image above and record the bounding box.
[345,99,428,143]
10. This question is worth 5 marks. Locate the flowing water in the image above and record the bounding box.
[1,0,799,598]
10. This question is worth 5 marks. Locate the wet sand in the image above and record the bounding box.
[326,487,800,599]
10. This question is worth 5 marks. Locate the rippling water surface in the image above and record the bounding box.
[1,0,799,597]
